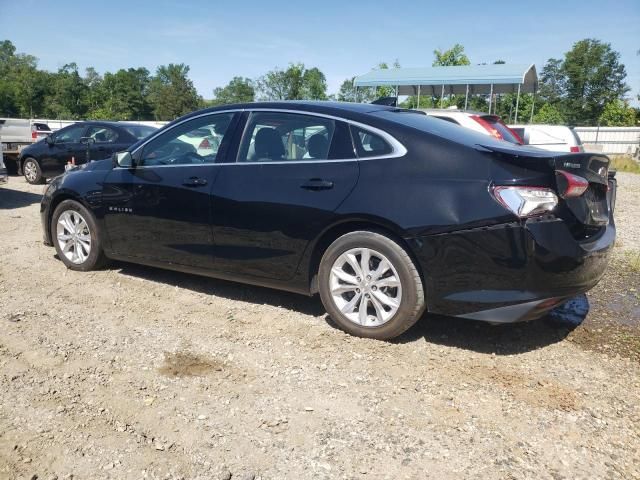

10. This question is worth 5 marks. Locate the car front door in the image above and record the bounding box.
[210,110,359,280]
[40,124,87,177]
[101,112,239,269]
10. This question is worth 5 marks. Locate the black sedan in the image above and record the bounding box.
[40,102,616,339]
[19,121,157,184]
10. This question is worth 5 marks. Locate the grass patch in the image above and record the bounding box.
[625,250,640,272]
[609,155,640,174]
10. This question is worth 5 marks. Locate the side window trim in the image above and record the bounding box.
[127,108,406,166]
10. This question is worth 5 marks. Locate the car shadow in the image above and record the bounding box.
[390,294,589,355]
[109,260,587,354]
[0,188,43,209]
[113,261,326,317]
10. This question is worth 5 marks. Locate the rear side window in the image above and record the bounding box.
[350,126,392,158]
[238,112,335,162]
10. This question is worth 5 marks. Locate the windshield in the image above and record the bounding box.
[122,125,157,140]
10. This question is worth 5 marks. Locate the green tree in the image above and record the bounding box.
[148,63,201,121]
[257,63,327,101]
[44,63,89,119]
[538,58,565,105]
[211,76,255,105]
[560,39,629,125]
[598,100,636,126]
[91,68,151,120]
[301,67,327,100]
[432,44,470,67]
[533,102,566,124]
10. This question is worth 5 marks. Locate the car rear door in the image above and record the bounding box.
[84,124,123,161]
[210,110,359,280]
[101,112,239,269]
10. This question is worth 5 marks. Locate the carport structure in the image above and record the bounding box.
[353,64,538,122]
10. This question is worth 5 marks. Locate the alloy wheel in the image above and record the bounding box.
[24,161,37,183]
[56,210,92,265]
[329,247,402,327]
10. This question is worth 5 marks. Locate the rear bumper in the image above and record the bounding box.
[411,216,615,323]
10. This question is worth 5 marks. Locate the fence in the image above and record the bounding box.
[574,127,640,156]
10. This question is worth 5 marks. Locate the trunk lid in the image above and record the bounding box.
[478,143,612,229]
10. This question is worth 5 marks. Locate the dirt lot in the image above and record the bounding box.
[1,174,639,480]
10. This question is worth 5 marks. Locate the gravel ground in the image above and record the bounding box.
[0,174,639,480]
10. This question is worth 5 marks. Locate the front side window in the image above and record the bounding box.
[86,126,118,143]
[351,126,392,158]
[238,112,335,163]
[139,113,234,166]
[54,125,85,144]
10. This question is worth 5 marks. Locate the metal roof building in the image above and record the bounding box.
[353,64,538,120]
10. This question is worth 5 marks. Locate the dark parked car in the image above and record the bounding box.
[19,121,157,184]
[40,102,616,340]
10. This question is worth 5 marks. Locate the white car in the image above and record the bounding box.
[508,125,584,153]
[421,109,523,145]
[178,126,222,156]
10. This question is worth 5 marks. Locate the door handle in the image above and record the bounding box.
[300,178,334,191]
[182,176,208,187]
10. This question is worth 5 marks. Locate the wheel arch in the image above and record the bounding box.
[306,218,425,295]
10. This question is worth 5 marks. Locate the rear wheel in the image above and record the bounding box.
[23,158,44,184]
[51,200,108,271]
[318,231,425,340]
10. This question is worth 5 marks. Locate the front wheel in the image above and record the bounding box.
[318,231,425,340]
[51,200,108,271]
[23,158,44,184]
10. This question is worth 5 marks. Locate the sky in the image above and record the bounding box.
[1,0,638,104]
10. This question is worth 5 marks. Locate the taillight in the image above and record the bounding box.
[492,186,558,217]
[31,125,37,139]
[556,170,589,198]
[569,146,581,153]
[199,138,211,149]
[470,115,503,140]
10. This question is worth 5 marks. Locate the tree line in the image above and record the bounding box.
[0,38,636,126]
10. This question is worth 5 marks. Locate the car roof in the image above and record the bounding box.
[174,101,397,123]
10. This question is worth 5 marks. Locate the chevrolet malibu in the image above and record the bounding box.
[40,102,616,340]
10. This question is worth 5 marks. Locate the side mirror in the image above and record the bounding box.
[45,136,54,145]
[80,136,96,145]
[113,151,133,168]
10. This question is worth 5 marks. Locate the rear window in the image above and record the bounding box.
[432,116,460,125]
[32,123,51,131]
[483,117,522,144]
[123,125,157,140]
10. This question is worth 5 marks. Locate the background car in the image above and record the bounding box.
[509,124,585,153]
[40,102,615,340]
[422,108,523,144]
[19,121,157,184]
[0,145,7,184]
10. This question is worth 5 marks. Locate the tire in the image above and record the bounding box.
[318,231,425,340]
[23,158,44,184]
[51,200,108,271]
